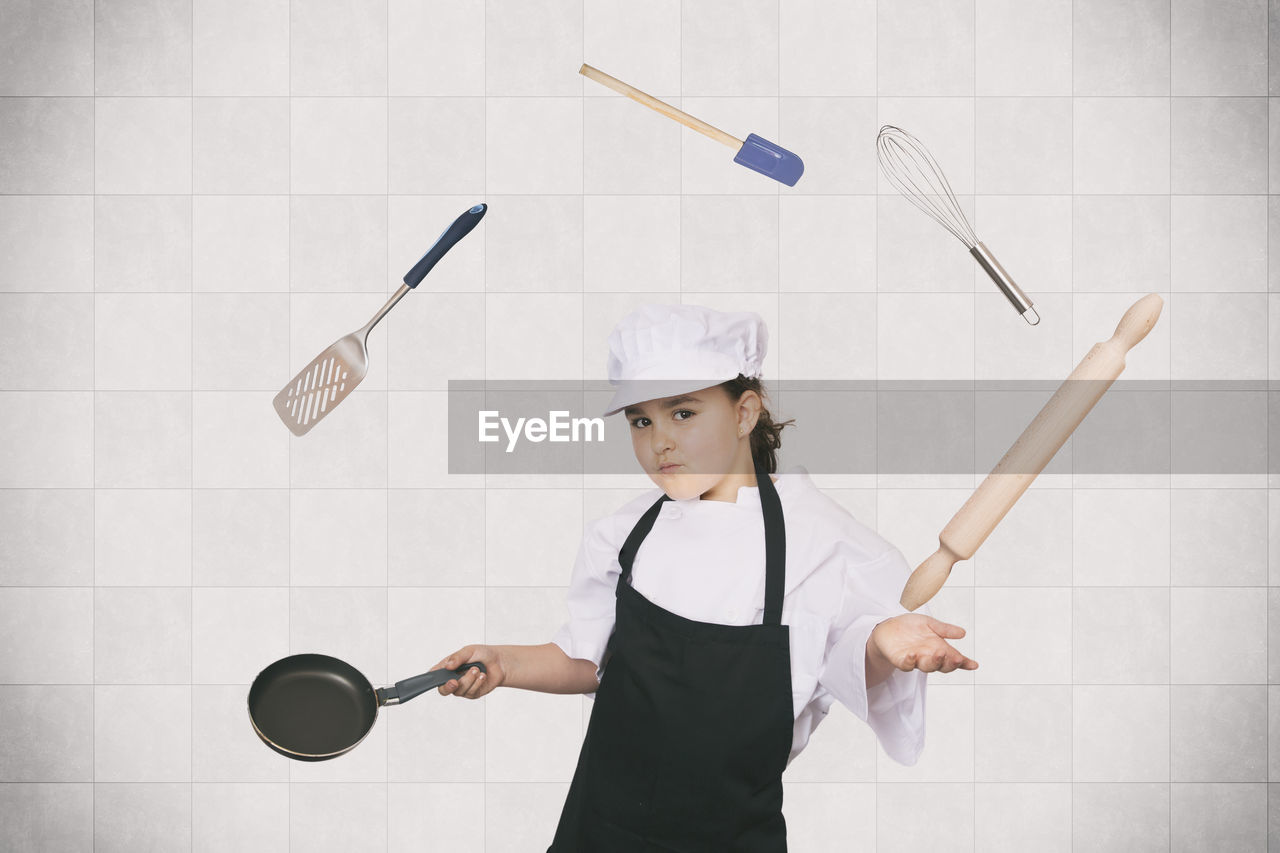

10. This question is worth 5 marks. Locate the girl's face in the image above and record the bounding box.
[623,386,761,500]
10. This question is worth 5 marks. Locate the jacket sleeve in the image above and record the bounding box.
[549,515,622,700]
[815,544,929,766]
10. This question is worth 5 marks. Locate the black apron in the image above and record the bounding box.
[549,451,794,852]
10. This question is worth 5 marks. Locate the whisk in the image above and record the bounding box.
[876,125,1039,325]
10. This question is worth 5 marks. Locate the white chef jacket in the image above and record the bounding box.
[550,464,929,767]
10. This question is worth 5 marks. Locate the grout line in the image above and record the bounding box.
[385,0,390,841]
[1168,0,1174,838]
[189,0,195,844]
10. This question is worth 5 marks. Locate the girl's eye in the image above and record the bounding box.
[630,417,649,428]
[674,410,694,420]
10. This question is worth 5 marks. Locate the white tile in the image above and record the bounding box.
[876,97,976,195]
[0,195,94,292]
[876,193,976,294]
[877,685,974,782]
[193,294,290,390]
[975,686,1072,781]
[1170,783,1268,851]
[0,686,93,781]
[783,706,878,783]
[975,783,1072,852]
[974,588,1071,684]
[386,291,485,391]
[289,98,388,194]
[0,588,91,683]
[1073,783,1171,850]
[877,783,975,850]
[94,783,191,852]
[95,97,192,194]
[1171,685,1267,781]
[876,293,975,380]
[388,784,485,852]
[1171,0,1268,95]
[289,587,387,683]
[485,0,582,96]
[485,98,583,195]
[583,1,681,95]
[0,784,92,850]
[1073,0,1170,95]
[483,783,569,853]
[975,291,1073,379]
[485,196,583,293]
[192,97,290,194]
[878,0,975,96]
[1073,98,1170,194]
[288,390,388,486]
[388,0,485,96]
[1074,587,1171,684]
[1171,587,1266,683]
[680,196,779,291]
[192,489,289,586]
[388,391,479,489]
[94,391,192,488]
[388,98,485,195]
[781,97,878,194]
[1073,685,1170,782]
[290,489,388,586]
[780,195,875,294]
[975,0,1071,96]
[0,489,93,586]
[290,196,388,293]
[193,783,289,851]
[976,98,1072,194]
[681,0,779,96]
[0,1,92,95]
[485,293,584,379]
[777,292,876,380]
[975,195,1072,295]
[388,490,486,586]
[973,488,1071,586]
[0,293,92,389]
[94,587,191,684]
[95,293,191,390]
[193,195,288,293]
[680,97,782,195]
[780,0,875,96]
[583,196,681,293]
[2,393,90,489]
[485,687,585,783]
[1170,292,1266,380]
[95,195,192,293]
[1171,489,1266,585]
[0,98,94,194]
[193,0,289,96]
[192,391,290,488]
[1073,196,1171,294]
[95,685,193,782]
[1073,489,1171,586]
[1172,97,1268,193]
[582,97,682,195]
[289,784,386,851]
[95,489,192,586]
[191,686,289,783]
[193,587,289,684]
[484,489,583,586]
[290,0,387,95]
[94,0,192,96]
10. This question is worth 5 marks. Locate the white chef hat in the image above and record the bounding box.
[601,303,768,417]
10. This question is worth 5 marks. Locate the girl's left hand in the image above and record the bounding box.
[870,613,979,674]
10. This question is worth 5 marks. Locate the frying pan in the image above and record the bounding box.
[248,653,485,761]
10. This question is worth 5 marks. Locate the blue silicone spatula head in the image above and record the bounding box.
[732,133,805,186]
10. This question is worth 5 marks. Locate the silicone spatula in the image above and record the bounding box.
[272,203,486,436]
[580,63,804,187]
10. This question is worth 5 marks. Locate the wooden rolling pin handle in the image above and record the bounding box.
[899,546,959,613]
[579,63,743,150]
[1108,292,1163,353]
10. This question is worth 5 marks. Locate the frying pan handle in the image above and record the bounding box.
[402,203,487,288]
[376,662,487,705]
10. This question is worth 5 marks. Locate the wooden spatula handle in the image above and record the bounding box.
[900,293,1164,610]
[579,63,742,150]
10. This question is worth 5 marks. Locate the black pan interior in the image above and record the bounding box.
[248,653,377,759]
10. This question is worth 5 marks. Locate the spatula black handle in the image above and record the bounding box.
[403,203,487,288]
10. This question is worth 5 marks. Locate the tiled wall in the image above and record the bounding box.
[0,0,1275,850]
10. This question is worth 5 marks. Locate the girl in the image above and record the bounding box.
[429,303,977,851]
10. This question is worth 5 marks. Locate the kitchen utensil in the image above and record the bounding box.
[273,203,487,436]
[248,652,486,761]
[876,125,1038,325]
[900,293,1163,610]
[580,63,804,187]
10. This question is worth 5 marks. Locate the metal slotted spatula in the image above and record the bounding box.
[274,203,487,436]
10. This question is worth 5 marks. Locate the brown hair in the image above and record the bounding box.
[718,375,795,474]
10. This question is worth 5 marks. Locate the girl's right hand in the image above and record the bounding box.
[430,644,505,699]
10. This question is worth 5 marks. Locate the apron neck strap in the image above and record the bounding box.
[617,453,787,626]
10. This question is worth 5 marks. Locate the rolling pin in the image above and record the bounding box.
[900,293,1164,610]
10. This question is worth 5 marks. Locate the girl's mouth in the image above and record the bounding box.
[659,464,682,473]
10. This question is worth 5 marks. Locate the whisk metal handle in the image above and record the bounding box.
[970,242,1039,326]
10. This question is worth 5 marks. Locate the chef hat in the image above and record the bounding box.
[601,303,768,417]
